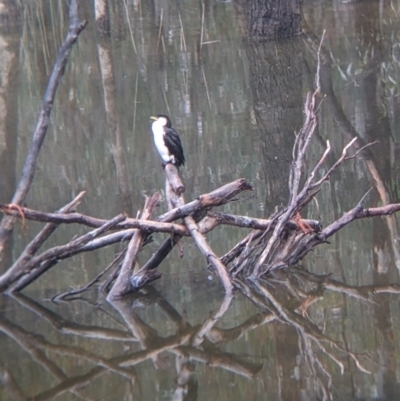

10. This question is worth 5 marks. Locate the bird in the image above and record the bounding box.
[150,114,185,167]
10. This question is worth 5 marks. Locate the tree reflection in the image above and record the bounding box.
[1,272,399,400]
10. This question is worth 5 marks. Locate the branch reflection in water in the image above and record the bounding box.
[1,270,399,400]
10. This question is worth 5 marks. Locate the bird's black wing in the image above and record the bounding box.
[164,128,185,166]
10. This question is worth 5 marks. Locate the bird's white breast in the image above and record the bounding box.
[152,120,174,163]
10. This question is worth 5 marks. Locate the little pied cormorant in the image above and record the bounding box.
[150,115,185,167]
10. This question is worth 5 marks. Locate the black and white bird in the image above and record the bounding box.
[150,114,185,167]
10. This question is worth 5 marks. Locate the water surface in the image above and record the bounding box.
[1,0,400,400]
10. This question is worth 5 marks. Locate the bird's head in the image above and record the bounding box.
[150,115,172,128]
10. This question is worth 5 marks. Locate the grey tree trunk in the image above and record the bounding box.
[234,0,301,39]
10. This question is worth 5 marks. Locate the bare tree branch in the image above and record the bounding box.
[0,0,87,253]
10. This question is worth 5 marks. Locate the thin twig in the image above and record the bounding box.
[201,66,212,109]
[162,88,171,116]
[200,1,205,49]
[315,29,326,90]
[178,12,186,52]
[122,0,137,53]
[156,8,163,52]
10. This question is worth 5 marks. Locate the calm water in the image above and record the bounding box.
[1,0,400,400]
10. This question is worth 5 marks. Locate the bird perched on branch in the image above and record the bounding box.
[150,114,185,168]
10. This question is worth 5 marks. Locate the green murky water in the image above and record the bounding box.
[1,1,400,400]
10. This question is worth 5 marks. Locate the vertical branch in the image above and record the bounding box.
[251,92,318,277]
[288,92,318,204]
[166,166,233,293]
[107,193,161,300]
[183,213,233,293]
[0,0,87,252]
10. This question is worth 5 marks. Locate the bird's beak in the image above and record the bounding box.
[150,116,158,121]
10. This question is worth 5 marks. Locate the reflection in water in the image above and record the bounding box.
[1,0,400,399]
[1,272,400,400]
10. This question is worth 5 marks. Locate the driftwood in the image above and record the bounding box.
[127,164,240,295]
[1,13,400,298]
[0,191,86,292]
[2,85,400,297]
[2,88,400,296]
[107,194,161,301]
[164,163,185,195]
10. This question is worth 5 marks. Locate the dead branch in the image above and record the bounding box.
[107,194,161,300]
[2,17,400,298]
[140,236,177,271]
[0,201,322,238]
[0,192,85,291]
[0,203,187,234]
[250,91,320,277]
[52,252,124,302]
[3,214,125,293]
[165,163,185,195]
[0,0,87,253]
[289,91,318,203]
[157,178,252,222]
[168,178,234,294]
[184,214,233,293]
[125,177,252,293]
[0,176,253,294]
[203,212,321,232]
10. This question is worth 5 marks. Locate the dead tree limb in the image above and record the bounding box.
[0,177,253,294]
[271,187,400,269]
[131,177,253,280]
[140,237,177,271]
[0,202,322,238]
[251,91,320,277]
[128,171,188,289]
[203,212,321,232]
[0,203,180,231]
[168,176,233,294]
[157,178,253,222]
[0,204,186,235]
[52,252,124,302]
[1,192,85,289]
[184,214,233,293]
[4,215,125,293]
[238,70,382,279]
[107,194,161,300]
[130,167,240,294]
[165,163,185,195]
[0,0,87,253]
